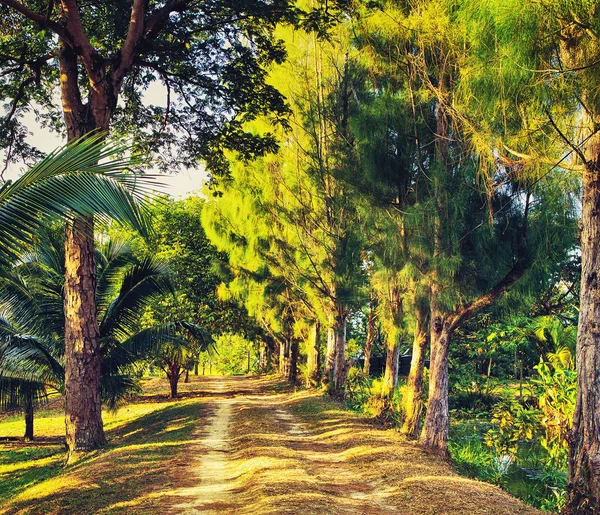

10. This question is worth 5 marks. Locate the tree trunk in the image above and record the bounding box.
[24,393,34,441]
[381,338,401,398]
[401,305,429,439]
[566,140,600,514]
[306,321,321,388]
[64,216,105,460]
[420,313,452,456]
[168,364,181,398]
[194,362,199,376]
[324,315,336,387]
[327,313,348,397]
[287,339,299,384]
[59,41,116,461]
[279,338,290,378]
[363,304,376,376]
[184,368,189,383]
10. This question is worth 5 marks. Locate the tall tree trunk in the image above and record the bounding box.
[381,337,401,398]
[402,304,429,439]
[324,314,336,387]
[327,313,348,397]
[363,303,376,376]
[566,132,600,514]
[194,362,199,376]
[279,338,290,378]
[59,35,120,461]
[420,311,452,456]
[23,392,34,441]
[64,215,105,459]
[258,341,267,373]
[184,368,190,383]
[306,321,321,388]
[287,339,299,384]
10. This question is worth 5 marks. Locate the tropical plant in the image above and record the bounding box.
[0,231,210,437]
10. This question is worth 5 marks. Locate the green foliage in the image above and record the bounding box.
[450,420,567,512]
[485,398,542,457]
[485,353,575,469]
[0,0,303,174]
[212,333,257,376]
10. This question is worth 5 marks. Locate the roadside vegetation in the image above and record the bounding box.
[1,1,599,514]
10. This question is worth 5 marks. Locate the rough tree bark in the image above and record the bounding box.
[23,392,34,441]
[566,129,600,514]
[64,215,105,457]
[420,287,452,455]
[306,321,321,388]
[401,303,429,439]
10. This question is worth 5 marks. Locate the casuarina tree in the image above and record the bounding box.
[0,0,304,459]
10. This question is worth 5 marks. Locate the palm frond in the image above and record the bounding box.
[0,135,155,265]
[100,257,173,341]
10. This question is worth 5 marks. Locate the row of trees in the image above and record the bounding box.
[202,2,599,513]
[1,0,599,512]
[0,0,314,462]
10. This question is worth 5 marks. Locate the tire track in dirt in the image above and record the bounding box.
[167,376,541,515]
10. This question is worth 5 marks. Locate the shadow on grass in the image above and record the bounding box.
[2,399,206,515]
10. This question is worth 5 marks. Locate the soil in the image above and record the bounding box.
[164,376,541,515]
[0,375,542,514]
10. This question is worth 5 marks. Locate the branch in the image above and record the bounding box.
[114,0,147,83]
[143,0,191,43]
[0,0,70,41]
[448,193,531,332]
[4,77,35,126]
[59,0,99,83]
[546,109,588,165]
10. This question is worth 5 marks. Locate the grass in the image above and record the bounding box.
[0,376,208,515]
[0,375,543,515]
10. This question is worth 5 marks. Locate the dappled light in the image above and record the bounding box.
[0,377,540,514]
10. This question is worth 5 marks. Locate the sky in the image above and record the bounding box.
[3,82,205,198]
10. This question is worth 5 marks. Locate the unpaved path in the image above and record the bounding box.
[167,376,540,515]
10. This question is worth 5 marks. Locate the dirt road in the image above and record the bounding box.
[166,376,540,515]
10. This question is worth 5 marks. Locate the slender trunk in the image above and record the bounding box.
[64,216,105,458]
[420,310,452,456]
[258,341,267,373]
[324,315,336,386]
[279,338,290,378]
[567,143,600,514]
[327,313,348,397]
[194,362,199,376]
[184,368,189,383]
[402,305,429,439]
[363,305,376,376]
[287,339,299,384]
[381,337,401,398]
[24,393,34,441]
[306,321,321,388]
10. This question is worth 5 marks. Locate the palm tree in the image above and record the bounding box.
[0,135,152,441]
[0,232,211,438]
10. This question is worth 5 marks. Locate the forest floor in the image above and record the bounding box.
[0,375,541,515]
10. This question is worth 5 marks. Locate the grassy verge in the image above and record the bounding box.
[0,378,207,515]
